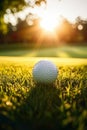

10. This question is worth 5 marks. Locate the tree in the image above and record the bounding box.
[0,0,46,34]
[0,0,46,14]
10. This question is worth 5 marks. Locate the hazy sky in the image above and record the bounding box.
[46,0,87,22]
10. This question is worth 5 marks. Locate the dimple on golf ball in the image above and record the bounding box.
[32,60,58,84]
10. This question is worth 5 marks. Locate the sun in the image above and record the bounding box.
[40,13,58,32]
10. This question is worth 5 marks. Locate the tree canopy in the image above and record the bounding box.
[0,0,46,34]
[0,0,46,14]
[0,0,25,14]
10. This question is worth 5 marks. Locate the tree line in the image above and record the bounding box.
[0,16,87,45]
[0,0,87,45]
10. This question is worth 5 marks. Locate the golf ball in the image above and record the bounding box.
[32,60,58,84]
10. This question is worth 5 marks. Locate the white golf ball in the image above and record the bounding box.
[32,60,58,84]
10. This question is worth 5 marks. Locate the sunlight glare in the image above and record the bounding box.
[39,0,60,32]
[40,13,58,32]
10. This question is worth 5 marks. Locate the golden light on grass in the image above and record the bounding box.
[0,57,87,66]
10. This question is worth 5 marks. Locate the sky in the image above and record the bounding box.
[46,0,87,22]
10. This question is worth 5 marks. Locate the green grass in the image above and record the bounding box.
[0,57,87,130]
[0,45,87,58]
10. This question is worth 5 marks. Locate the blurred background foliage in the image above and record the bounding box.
[0,0,87,46]
[0,0,46,34]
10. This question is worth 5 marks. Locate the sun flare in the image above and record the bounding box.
[40,14,58,32]
[40,17,57,31]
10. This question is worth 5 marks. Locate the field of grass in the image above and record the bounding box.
[0,45,87,58]
[0,57,87,130]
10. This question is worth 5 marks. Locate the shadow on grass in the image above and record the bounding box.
[0,84,63,130]
[14,84,62,130]
[0,84,61,130]
[1,80,87,130]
